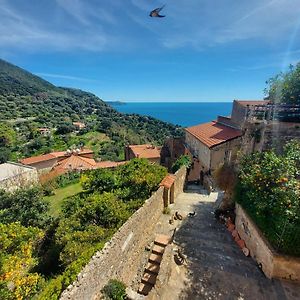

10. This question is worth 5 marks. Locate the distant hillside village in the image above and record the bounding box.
[1,99,299,192]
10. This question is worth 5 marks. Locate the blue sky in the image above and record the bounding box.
[1,0,300,102]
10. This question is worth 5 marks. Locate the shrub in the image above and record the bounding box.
[171,155,191,173]
[102,279,126,300]
[235,141,300,256]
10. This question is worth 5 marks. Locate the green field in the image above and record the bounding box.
[45,182,83,217]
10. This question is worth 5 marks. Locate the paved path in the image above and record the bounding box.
[155,185,300,300]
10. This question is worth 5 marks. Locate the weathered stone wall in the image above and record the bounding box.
[210,137,242,171]
[0,163,39,192]
[235,204,300,281]
[185,131,211,170]
[174,167,187,199]
[60,167,187,300]
[217,115,239,129]
[241,121,300,155]
[230,101,247,127]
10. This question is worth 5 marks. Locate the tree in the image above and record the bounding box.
[235,141,300,255]
[55,124,75,135]
[171,155,191,173]
[116,159,167,202]
[0,187,51,228]
[0,123,16,163]
[0,222,44,300]
[213,163,237,208]
[55,193,129,266]
[0,147,11,164]
[265,63,300,104]
[0,123,16,147]
[81,168,116,193]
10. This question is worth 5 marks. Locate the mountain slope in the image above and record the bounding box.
[0,59,182,161]
[0,59,57,95]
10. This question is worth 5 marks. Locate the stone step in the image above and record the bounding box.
[141,272,157,286]
[154,234,170,247]
[138,282,152,296]
[152,244,165,255]
[149,253,163,264]
[145,262,160,274]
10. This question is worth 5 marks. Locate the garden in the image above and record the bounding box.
[235,140,300,256]
[0,158,167,300]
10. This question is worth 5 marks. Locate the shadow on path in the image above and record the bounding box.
[170,187,300,300]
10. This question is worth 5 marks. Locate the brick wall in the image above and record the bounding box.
[60,167,187,300]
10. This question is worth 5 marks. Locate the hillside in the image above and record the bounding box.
[0,59,182,161]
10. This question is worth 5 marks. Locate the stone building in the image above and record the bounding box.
[20,148,94,173]
[124,144,161,164]
[160,137,187,170]
[0,162,38,192]
[182,99,299,185]
[185,121,242,183]
[73,122,86,130]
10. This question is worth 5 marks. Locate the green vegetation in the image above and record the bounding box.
[0,123,16,163]
[102,279,127,300]
[266,62,300,105]
[45,182,83,217]
[171,155,191,173]
[0,59,182,162]
[0,159,167,299]
[0,188,51,228]
[0,222,44,300]
[235,141,300,256]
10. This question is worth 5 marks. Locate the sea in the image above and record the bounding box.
[110,102,233,127]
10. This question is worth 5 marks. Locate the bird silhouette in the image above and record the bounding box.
[150,5,166,18]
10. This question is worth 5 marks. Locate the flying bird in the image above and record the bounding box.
[149,5,166,18]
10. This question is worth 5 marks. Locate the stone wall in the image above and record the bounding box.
[60,167,187,300]
[241,121,300,155]
[235,203,300,281]
[231,101,247,127]
[185,131,211,170]
[173,167,187,199]
[0,163,39,192]
[210,137,242,171]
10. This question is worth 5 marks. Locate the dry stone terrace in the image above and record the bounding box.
[148,185,300,300]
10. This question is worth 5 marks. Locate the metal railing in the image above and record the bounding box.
[246,104,300,122]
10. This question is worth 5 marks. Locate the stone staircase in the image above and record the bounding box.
[138,234,170,296]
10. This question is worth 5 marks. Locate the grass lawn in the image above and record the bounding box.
[45,182,83,217]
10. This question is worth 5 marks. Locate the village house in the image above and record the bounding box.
[38,127,51,136]
[125,144,161,164]
[73,121,86,130]
[0,162,38,192]
[20,148,126,182]
[39,155,126,183]
[185,121,242,183]
[20,148,94,173]
[184,99,299,184]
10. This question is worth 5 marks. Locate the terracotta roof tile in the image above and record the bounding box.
[129,144,161,159]
[96,161,127,168]
[20,153,57,165]
[185,121,242,148]
[55,155,96,171]
[160,174,176,189]
[20,148,93,165]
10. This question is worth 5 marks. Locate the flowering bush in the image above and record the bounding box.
[235,141,300,256]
